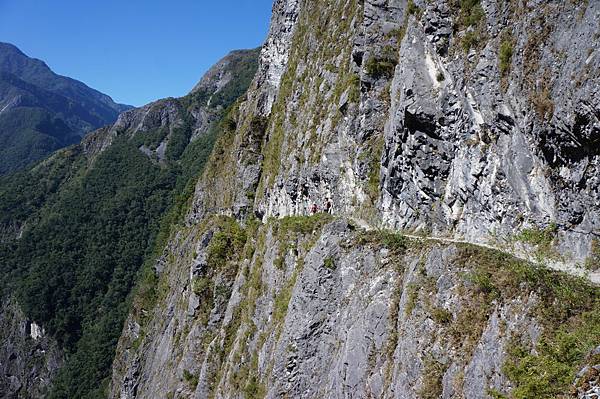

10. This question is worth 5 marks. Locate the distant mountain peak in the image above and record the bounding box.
[0,42,132,174]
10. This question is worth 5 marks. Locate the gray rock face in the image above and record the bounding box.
[110,216,560,399]
[239,0,600,274]
[0,299,62,398]
[380,0,600,266]
[187,0,301,224]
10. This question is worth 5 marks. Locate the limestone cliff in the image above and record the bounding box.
[110,1,600,398]
[0,300,61,398]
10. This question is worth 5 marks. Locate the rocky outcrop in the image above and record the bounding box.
[0,299,62,398]
[380,0,600,266]
[111,212,598,398]
[238,0,600,275]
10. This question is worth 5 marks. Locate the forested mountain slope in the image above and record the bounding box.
[0,48,259,398]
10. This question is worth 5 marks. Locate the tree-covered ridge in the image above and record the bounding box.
[0,48,259,398]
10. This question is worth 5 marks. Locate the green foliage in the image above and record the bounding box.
[0,147,85,234]
[243,375,266,399]
[514,223,558,258]
[347,74,361,103]
[419,357,447,399]
[459,0,485,27]
[140,125,170,150]
[461,31,480,51]
[405,283,420,316]
[363,136,384,204]
[192,277,211,296]
[0,138,178,399]
[0,107,75,175]
[487,388,508,399]
[457,244,597,324]
[207,217,247,271]
[365,56,397,79]
[355,229,408,256]
[503,308,600,398]
[465,269,499,298]
[519,223,558,244]
[332,72,361,107]
[277,214,334,236]
[381,232,407,253]
[453,0,485,52]
[499,38,514,76]
[128,110,228,329]
[274,254,285,270]
[407,0,421,16]
[323,257,336,270]
[273,279,294,327]
[241,355,266,399]
[455,244,600,397]
[189,217,249,329]
[165,124,192,161]
[386,27,407,46]
[0,49,260,397]
[585,238,600,271]
[183,369,199,388]
[430,306,453,324]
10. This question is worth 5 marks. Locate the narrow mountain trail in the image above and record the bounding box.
[350,217,600,285]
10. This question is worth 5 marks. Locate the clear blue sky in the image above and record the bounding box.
[0,0,274,106]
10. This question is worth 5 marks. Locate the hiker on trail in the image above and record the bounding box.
[325,199,332,214]
[311,203,318,214]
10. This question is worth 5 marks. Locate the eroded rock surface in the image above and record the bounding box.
[0,299,62,398]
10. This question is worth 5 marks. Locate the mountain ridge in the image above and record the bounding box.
[0,42,130,113]
[0,41,131,174]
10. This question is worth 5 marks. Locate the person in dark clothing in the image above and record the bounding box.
[311,203,318,214]
[325,199,332,214]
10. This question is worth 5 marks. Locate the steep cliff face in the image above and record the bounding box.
[112,212,599,398]
[110,1,600,398]
[0,300,61,398]
[249,0,600,275]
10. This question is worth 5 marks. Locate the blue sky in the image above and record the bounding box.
[0,0,274,106]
